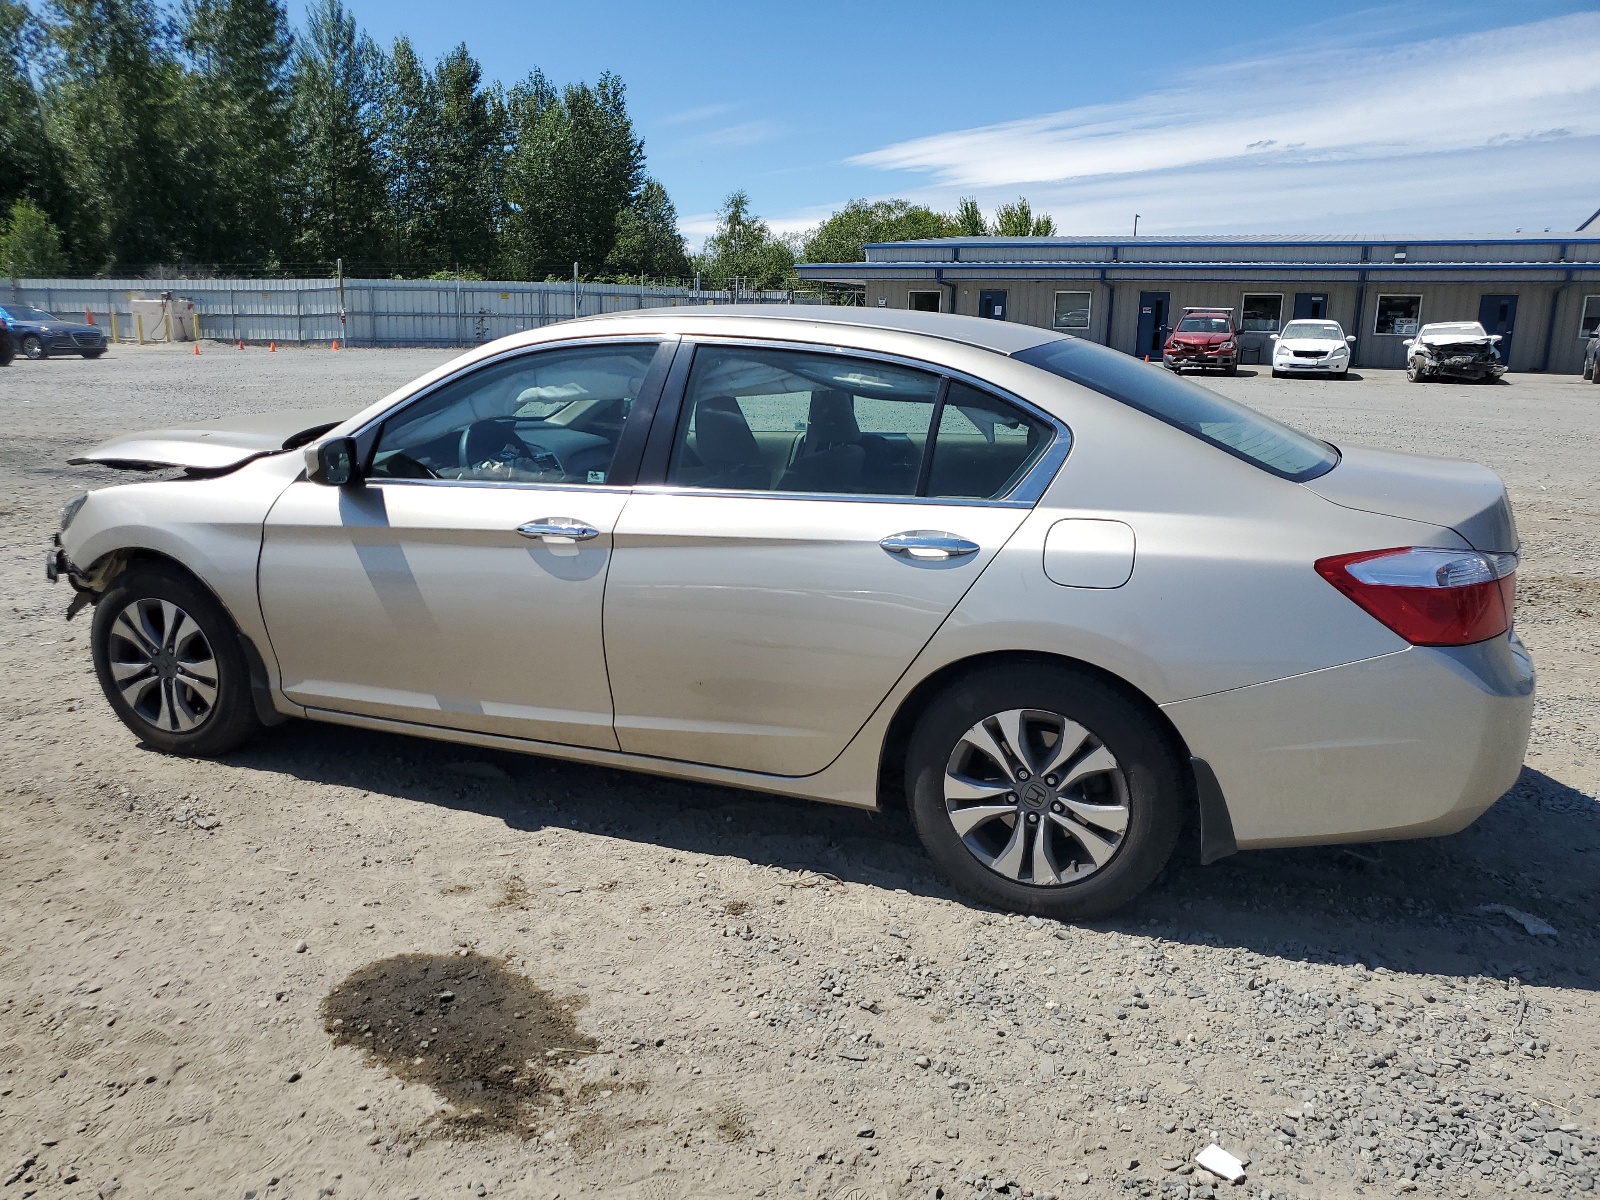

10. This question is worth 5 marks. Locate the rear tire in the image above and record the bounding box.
[91,565,262,756]
[905,664,1186,920]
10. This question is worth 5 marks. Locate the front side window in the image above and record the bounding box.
[1241,294,1282,332]
[370,342,658,484]
[1375,294,1422,336]
[1053,291,1091,330]
[1013,336,1338,482]
[1580,295,1600,339]
[666,346,1054,501]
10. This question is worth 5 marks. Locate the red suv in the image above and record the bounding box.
[1163,307,1239,375]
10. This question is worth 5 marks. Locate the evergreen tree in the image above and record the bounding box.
[40,0,192,268]
[605,177,689,279]
[181,0,294,266]
[287,0,385,267]
[694,190,793,290]
[0,3,68,226]
[502,70,642,279]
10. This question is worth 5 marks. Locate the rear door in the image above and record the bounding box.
[602,341,1064,776]
[1136,291,1170,359]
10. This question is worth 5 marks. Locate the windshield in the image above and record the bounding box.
[1175,316,1231,334]
[2,305,55,322]
[1421,322,1487,339]
[1013,337,1338,482]
[1280,321,1343,340]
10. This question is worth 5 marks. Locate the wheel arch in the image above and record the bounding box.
[875,649,1229,862]
[78,545,286,727]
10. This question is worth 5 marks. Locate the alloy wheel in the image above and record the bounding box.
[943,708,1130,887]
[107,598,219,732]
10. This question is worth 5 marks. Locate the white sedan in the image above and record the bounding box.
[1269,320,1356,378]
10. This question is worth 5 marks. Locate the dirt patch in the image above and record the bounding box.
[493,875,530,908]
[721,899,748,916]
[321,952,594,1137]
[713,1099,753,1142]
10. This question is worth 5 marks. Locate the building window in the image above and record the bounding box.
[1375,294,1422,336]
[1240,294,1282,332]
[908,290,940,313]
[1581,295,1600,339]
[1052,291,1092,330]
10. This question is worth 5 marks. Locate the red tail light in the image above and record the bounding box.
[1315,547,1517,646]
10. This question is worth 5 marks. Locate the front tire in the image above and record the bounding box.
[21,334,45,360]
[91,566,262,756]
[1406,361,1426,382]
[906,664,1185,919]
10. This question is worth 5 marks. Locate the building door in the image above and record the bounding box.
[1293,292,1329,320]
[1136,291,1170,360]
[1478,294,1518,367]
[978,290,1008,320]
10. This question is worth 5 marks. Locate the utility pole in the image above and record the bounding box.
[1133,215,1141,237]
[573,262,579,320]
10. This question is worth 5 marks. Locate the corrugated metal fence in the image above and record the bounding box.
[1,277,808,347]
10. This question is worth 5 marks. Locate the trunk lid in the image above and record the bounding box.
[68,407,352,472]
[1302,444,1518,552]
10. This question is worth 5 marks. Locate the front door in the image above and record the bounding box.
[978,290,1008,321]
[1293,292,1329,320]
[1136,291,1170,360]
[1478,294,1518,367]
[603,342,1055,776]
[259,339,669,748]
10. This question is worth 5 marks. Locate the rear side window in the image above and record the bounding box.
[1013,338,1338,481]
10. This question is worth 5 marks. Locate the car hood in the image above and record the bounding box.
[68,407,352,472]
[1275,337,1345,351]
[1302,444,1517,553]
[1169,333,1229,344]
[1417,330,1492,347]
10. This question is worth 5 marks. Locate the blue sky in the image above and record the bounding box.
[295,0,1600,246]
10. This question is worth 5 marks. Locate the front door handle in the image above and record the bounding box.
[879,530,981,561]
[516,518,600,543]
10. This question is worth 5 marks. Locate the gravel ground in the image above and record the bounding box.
[0,343,1596,1200]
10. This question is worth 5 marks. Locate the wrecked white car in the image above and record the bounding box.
[1404,322,1507,384]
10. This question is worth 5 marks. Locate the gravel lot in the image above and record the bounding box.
[1,343,1596,1200]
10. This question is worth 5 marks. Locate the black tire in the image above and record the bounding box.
[21,334,45,360]
[91,565,262,756]
[1224,363,1237,376]
[905,663,1186,919]
[1406,362,1425,382]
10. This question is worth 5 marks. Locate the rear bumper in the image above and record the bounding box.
[1162,634,1534,848]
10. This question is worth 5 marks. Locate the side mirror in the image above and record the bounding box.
[1402,339,1414,349]
[306,436,362,486]
[1489,334,1502,343]
[1268,333,1278,341]
[1346,335,1356,343]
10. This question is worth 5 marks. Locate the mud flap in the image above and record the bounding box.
[1191,756,1238,865]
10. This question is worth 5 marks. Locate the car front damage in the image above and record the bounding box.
[1408,332,1507,382]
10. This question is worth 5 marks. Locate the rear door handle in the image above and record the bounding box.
[516,518,600,543]
[879,530,981,560]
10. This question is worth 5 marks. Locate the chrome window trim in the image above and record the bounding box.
[661,334,1074,507]
[363,477,636,495]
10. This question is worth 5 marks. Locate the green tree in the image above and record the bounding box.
[287,0,386,267]
[954,196,988,237]
[0,3,68,226]
[181,0,294,266]
[604,177,689,279]
[378,38,503,273]
[501,70,643,279]
[39,0,192,268]
[800,198,957,265]
[0,196,68,276]
[993,196,1056,237]
[694,190,794,290]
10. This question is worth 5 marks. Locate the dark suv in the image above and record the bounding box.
[1163,307,1239,375]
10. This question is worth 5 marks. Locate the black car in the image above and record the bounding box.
[0,322,12,367]
[1584,328,1600,384]
[0,303,108,359]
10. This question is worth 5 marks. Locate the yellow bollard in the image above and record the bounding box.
[191,311,200,343]
[110,311,119,343]
[136,313,145,345]
[164,311,172,343]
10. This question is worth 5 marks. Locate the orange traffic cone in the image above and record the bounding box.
[269,341,277,352]
[193,343,200,356]
[331,339,340,351]
[237,339,244,350]
[85,308,95,325]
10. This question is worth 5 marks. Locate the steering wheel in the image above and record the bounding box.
[458,418,539,471]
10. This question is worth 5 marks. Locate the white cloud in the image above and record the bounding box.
[845,12,1600,232]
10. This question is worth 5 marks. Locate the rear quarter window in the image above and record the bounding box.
[1013,337,1338,482]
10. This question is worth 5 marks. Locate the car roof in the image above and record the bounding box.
[562,304,1066,356]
